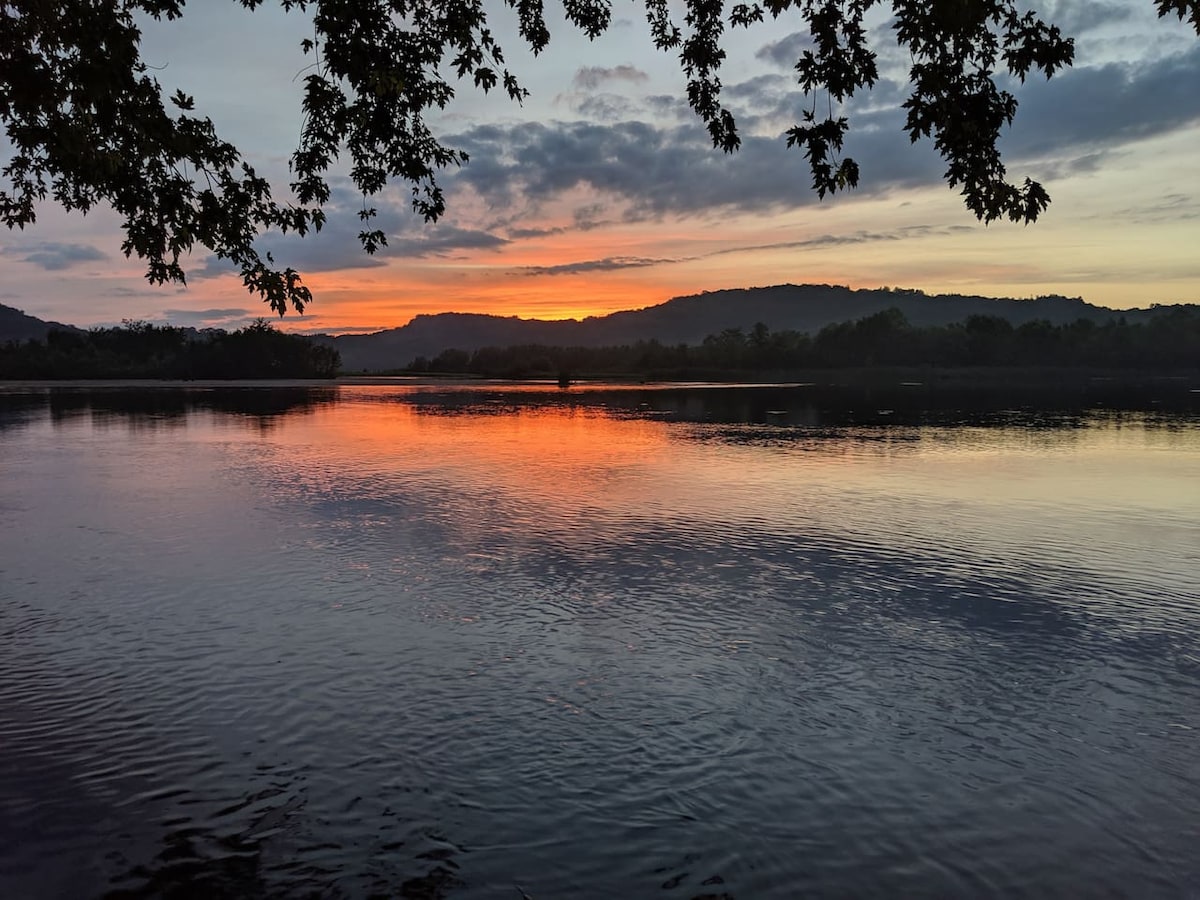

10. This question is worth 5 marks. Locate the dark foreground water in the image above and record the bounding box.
[2,382,1198,899]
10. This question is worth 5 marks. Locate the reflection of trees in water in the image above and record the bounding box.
[4,381,1196,437]
[0,387,339,434]
[645,383,1198,427]
[390,382,1200,429]
[0,391,47,433]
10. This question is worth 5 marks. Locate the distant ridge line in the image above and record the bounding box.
[4,284,1195,374]
[316,284,1192,373]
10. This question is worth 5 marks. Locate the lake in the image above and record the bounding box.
[2,380,1198,899]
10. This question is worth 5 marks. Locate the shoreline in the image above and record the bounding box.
[0,366,1197,392]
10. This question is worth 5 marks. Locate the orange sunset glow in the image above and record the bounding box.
[270,156,1200,336]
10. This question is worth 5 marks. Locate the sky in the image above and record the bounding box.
[2,0,1199,334]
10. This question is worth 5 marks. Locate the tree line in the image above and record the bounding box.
[407,308,1200,380]
[0,320,340,379]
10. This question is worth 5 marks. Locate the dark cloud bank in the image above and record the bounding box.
[445,45,1199,232]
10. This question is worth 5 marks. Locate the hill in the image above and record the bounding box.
[0,303,85,344]
[320,284,1184,373]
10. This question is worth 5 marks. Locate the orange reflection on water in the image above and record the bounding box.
[257,385,1200,603]
[310,388,684,518]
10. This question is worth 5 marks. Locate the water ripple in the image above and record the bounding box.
[2,388,1199,898]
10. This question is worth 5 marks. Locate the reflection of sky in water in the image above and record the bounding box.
[2,384,1199,898]
[240,387,1199,635]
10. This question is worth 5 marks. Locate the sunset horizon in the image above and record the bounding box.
[2,4,1196,336]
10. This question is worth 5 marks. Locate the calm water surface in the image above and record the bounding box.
[1,382,1198,899]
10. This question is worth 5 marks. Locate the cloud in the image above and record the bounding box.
[190,196,397,279]
[574,93,639,121]
[161,307,253,324]
[556,68,657,121]
[724,73,794,103]
[1002,46,1200,159]
[643,94,692,120]
[505,223,981,278]
[755,32,814,69]
[189,246,387,280]
[501,225,566,240]
[1108,191,1200,225]
[149,307,331,332]
[187,180,510,275]
[448,115,941,223]
[506,225,567,239]
[708,225,977,257]
[573,203,609,230]
[441,40,1200,227]
[517,255,685,276]
[452,120,806,218]
[1043,0,1137,37]
[100,285,179,298]
[11,242,107,271]
[572,65,650,90]
[750,11,1199,139]
[382,226,509,258]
